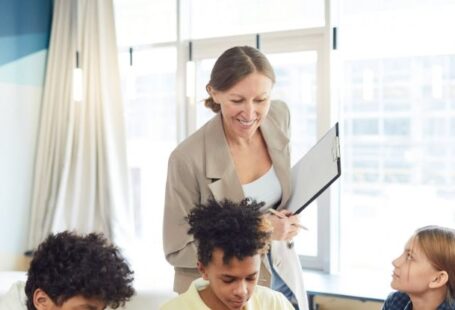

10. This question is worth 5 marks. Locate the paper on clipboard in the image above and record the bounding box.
[286,122,341,214]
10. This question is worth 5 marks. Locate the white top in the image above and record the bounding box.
[242,166,282,211]
[160,278,295,310]
[0,281,27,310]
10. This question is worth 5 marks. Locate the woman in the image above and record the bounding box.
[163,46,308,309]
[383,225,455,310]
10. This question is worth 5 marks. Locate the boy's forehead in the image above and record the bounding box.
[207,248,260,270]
[211,248,258,264]
[54,295,106,310]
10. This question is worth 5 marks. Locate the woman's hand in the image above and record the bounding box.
[265,210,301,241]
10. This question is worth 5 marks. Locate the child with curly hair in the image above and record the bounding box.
[0,231,135,310]
[160,198,295,310]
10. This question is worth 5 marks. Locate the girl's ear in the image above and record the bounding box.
[429,270,449,289]
[197,261,209,280]
[33,288,54,310]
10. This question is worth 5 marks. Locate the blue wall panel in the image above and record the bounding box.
[0,0,52,66]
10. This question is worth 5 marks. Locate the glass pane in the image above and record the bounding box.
[114,0,176,46]
[119,47,177,289]
[339,0,455,274]
[195,51,319,257]
[189,0,325,39]
[267,51,318,257]
[195,59,217,128]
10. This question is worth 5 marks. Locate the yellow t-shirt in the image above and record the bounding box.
[160,278,295,310]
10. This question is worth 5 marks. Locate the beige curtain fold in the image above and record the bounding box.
[28,0,133,251]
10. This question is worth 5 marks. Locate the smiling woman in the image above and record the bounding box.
[163,45,309,309]
[208,72,273,186]
[208,72,273,146]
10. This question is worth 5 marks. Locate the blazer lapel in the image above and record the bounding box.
[205,114,245,203]
[260,117,291,209]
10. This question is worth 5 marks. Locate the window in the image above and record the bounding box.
[191,33,328,267]
[339,0,455,273]
[118,47,177,288]
[112,0,455,287]
[116,0,332,282]
[115,0,176,46]
[267,51,319,258]
[195,58,216,128]
[188,0,324,39]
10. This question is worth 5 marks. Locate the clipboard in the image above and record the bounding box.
[286,122,341,214]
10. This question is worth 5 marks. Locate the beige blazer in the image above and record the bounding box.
[163,100,309,310]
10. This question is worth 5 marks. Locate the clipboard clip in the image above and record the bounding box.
[332,136,341,161]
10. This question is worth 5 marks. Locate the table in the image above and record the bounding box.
[302,270,391,309]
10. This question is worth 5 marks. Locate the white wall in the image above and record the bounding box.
[0,65,44,270]
[0,0,52,269]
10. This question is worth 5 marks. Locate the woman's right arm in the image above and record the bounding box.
[163,150,200,268]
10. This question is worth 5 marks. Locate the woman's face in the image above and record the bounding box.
[391,236,440,295]
[210,72,273,140]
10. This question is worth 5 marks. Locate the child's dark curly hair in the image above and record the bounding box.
[187,198,272,265]
[25,231,135,309]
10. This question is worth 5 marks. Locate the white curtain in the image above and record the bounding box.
[28,0,133,250]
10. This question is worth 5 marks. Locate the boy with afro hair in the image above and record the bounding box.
[160,198,295,310]
[0,231,135,310]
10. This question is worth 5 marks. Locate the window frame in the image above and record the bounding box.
[181,26,336,271]
[118,0,338,274]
